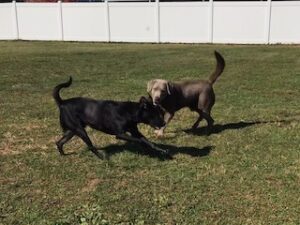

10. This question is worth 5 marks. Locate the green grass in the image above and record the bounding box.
[0,41,300,225]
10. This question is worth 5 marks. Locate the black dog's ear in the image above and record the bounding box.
[139,96,148,109]
[146,94,153,101]
[139,96,147,103]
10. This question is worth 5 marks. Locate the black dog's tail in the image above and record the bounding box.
[53,76,72,105]
[208,51,225,85]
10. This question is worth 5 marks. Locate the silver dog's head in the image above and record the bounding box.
[147,79,171,105]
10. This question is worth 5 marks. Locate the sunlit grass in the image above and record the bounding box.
[0,41,299,224]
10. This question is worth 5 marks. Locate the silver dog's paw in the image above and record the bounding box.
[154,129,164,138]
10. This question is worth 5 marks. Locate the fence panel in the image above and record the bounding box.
[108,2,157,42]
[269,1,300,44]
[62,3,108,42]
[160,2,210,43]
[0,1,300,44]
[213,2,268,44]
[17,3,61,40]
[0,3,15,39]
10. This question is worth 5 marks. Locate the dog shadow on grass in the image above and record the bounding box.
[102,142,213,160]
[184,121,265,136]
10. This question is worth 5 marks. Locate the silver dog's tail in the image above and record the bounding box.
[208,51,225,84]
[53,76,72,105]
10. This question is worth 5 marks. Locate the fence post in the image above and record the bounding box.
[12,0,19,40]
[208,0,213,43]
[58,0,64,41]
[155,0,160,43]
[105,0,111,42]
[265,0,272,44]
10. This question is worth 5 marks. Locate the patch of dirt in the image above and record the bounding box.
[81,178,102,193]
[0,132,20,155]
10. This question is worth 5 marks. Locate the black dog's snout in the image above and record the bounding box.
[154,97,160,104]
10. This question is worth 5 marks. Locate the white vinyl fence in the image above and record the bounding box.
[1,0,300,44]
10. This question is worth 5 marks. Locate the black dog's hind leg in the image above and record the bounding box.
[75,128,106,159]
[56,130,74,155]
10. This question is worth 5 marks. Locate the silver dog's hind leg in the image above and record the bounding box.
[192,111,203,130]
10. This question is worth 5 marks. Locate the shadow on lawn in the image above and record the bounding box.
[102,142,213,160]
[184,121,265,136]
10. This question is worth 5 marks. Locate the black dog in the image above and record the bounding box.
[53,77,169,159]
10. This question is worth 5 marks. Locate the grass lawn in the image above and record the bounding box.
[0,41,299,225]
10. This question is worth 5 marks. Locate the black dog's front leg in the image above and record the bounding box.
[116,129,169,156]
[131,127,170,155]
[140,137,169,155]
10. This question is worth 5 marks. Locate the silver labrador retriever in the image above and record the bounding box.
[147,51,225,137]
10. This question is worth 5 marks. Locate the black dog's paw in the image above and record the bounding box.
[56,143,66,156]
[160,149,173,160]
[98,150,108,160]
[205,128,213,136]
[92,149,107,160]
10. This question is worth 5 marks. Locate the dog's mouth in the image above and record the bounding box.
[151,124,164,130]
[151,125,160,129]
[154,123,165,129]
[153,99,161,105]
[149,119,165,129]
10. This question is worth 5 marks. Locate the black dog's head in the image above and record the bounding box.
[138,96,165,129]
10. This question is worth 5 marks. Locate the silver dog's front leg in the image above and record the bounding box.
[155,112,174,137]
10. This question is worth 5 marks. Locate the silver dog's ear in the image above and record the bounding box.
[147,80,156,93]
[166,82,172,95]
